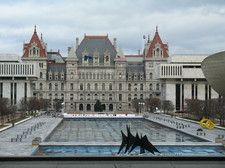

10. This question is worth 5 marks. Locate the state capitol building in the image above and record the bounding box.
[0,26,219,112]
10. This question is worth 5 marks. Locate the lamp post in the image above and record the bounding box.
[138,102,145,116]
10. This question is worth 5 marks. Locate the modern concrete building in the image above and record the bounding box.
[155,55,219,110]
[202,51,225,97]
[0,26,220,112]
[0,54,39,105]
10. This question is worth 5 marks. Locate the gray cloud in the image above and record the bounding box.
[0,0,225,56]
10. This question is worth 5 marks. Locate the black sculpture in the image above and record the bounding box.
[117,125,160,155]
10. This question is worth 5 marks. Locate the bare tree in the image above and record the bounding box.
[19,97,28,117]
[185,99,203,120]
[27,97,41,114]
[0,98,10,125]
[161,100,174,113]
[145,97,160,112]
[0,98,17,125]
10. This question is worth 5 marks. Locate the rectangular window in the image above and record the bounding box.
[176,84,180,110]
[24,83,27,100]
[11,83,13,105]
[195,84,198,99]
[0,83,2,98]
[14,83,17,105]
[205,85,208,100]
[191,84,194,99]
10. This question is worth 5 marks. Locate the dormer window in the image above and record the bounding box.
[134,72,138,80]
[153,43,163,57]
[128,72,132,80]
[49,72,52,80]
[29,43,39,57]
[61,72,64,80]
[104,50,110,65]
[55,72,58,80]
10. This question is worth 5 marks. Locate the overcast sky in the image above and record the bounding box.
[0,0,225,57]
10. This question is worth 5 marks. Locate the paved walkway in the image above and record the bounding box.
[146,113,225,145]
[0,116,62,156]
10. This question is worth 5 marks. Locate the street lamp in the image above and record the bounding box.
[138,102,145,116]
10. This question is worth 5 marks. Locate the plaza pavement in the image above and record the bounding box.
[0,116,62,156]
[146,113,225,145]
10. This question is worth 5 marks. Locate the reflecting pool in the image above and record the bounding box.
[45,118,208,143]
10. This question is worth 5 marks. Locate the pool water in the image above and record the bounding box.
[32,145,225,156]
[45,118,208,143]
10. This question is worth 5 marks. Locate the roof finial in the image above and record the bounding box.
[41,33,43,41]
[34,24,36,33]
[156,25,158,32]
[148,34,150,42]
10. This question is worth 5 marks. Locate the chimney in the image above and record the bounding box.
[138,49,140,55]
[76,37,79,49]
[68,47,72,54]
[113,38,117,50]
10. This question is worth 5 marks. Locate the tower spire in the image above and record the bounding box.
[156,25,158,32]
[34,24,37,33]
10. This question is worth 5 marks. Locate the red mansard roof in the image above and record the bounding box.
[146,29,169,58]
[22,27,46,57]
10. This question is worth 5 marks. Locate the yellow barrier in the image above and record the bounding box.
[200,119,215,129]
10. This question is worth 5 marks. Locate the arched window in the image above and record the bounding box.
[32,47,37,55]
[39,83,43,90]
[87,83,91,90]
[128,83,131,91]
[149,83,152,90]
[109,83,112,90]
[61,93,64,99]
[150,73,153,79]
[61,83,64,90]
[80,83,83,90]
[102,94,105,101]
[95,83,98,90]
[55,83,58,91]
[70,83,73,90]
[33,83,36,90]
[70,94,73,101]
[87,94,91,100]
[49,83,52,90]
[134,94,137,99]
[128,94,131,101]
[55,93,58,99]
[156,83,160,90]
[140,83,143,90]
[140,94,143,99]
[109,94,113,100]
[119,94,122,101]
[94,94,98,100]
[40,72,43,78]
[119,83,122,90]
[102,83,105,90]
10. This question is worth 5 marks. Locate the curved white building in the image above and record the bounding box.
[202,51,225,96]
